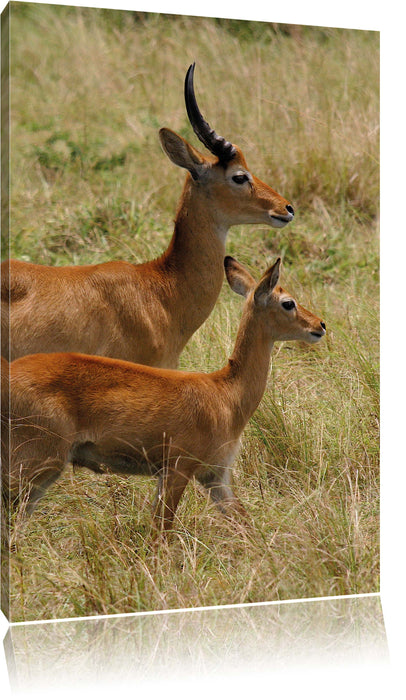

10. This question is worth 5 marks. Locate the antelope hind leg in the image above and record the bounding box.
[25,462,66,516]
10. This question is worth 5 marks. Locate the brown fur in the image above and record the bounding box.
[2,258,325,531]
[2,118,293,368]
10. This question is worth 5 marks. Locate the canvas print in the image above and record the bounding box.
[1,2,379,623]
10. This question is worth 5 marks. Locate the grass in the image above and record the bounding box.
[3,3,379,622]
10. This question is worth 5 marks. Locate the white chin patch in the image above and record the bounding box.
[269,216,290,229]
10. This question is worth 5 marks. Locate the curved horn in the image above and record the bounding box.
[184,63,236,163]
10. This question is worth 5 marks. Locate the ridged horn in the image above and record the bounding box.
[184,63,236,163]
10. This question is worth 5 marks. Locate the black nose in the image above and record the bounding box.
[320,321,326,331]
[286,204,294,216]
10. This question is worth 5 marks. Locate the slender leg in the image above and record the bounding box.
[152,462,190,532]
[25,464,65,515]
[6,412,68,516]
[196,466,249,518]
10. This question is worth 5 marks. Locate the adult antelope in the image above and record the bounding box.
[2,258,325,531]
[1,64,294,368]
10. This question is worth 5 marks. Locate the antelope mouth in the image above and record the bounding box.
[269,213,294,229]
[309,330,325,342]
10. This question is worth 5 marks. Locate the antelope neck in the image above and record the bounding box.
[160,181,228,313]
[220,303,275,427]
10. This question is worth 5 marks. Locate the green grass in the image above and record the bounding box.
[4,3,379,621]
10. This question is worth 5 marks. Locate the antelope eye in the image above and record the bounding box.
[232,173,249,185]
[282,300,296,311]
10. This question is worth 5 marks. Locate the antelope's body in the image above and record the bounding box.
[2,258,325,530]
[1,64,294,367]
[2,243,217,369]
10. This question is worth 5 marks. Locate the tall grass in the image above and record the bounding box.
[5,3,379,621]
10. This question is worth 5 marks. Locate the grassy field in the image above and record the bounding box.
[4,3,379,622]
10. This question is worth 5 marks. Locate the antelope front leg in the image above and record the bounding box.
[195,466,249,520]
[152,463,191,533]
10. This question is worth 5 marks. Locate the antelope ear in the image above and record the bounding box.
[224,256,256,298]
[159,128,209,180]
[254,258,281,306]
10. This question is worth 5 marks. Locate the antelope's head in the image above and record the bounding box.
[159,63,294,230]
[224,256,326,344]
